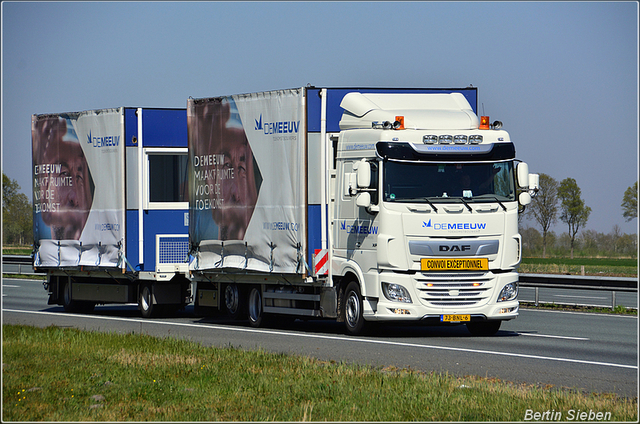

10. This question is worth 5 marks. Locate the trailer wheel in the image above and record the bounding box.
[343,281,369,335]
[248,286,265,328]
[139,284,156,318]
[466,320,501,336]
[62,280,75,312]
[223,284,245,320]
[62,280,94,313]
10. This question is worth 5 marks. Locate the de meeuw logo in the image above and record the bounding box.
[87,130,120,148]
[255,114,300,135]
[423,219,487,231]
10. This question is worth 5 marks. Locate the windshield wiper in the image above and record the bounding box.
[457,197,473,212]
[423,198,439,212]
[473,195,508,211]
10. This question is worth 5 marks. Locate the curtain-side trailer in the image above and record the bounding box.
[188,87,538,335]
[32,107,191,317]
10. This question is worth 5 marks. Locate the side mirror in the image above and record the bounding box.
[519,192,532,206]
[529,173,540,191]
[517,162,529,188]
[356,192,371,208]
[356,159,371,188]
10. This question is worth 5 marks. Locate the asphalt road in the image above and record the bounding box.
[2,277,638,398]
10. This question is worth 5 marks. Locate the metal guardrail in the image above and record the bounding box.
[519,273,638,309]
[519,273,638,291]
[3,255,638,307]
[2,255,44,276]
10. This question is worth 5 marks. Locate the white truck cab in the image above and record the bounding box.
[332,92,538,335]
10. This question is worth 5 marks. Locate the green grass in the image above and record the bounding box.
[2,245,32,256]
[2,325,637,422]
[520,257,637,277]
[522,257,637,267]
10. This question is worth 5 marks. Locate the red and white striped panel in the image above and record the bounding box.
[313,249,328,276]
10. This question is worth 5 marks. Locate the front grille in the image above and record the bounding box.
[416,272,492,307]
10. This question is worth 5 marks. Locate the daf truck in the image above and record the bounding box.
[32,87,538,336]
[188,87,539,335]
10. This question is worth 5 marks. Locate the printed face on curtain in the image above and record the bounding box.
[32,109,125,268]
[188,89,305,273]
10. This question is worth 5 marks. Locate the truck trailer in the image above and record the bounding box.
[33,87,538,336]
[32,107,191,317]
[187,87,538,335]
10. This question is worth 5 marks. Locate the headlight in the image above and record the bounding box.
[497,282,518,302]
[382,283,412,303]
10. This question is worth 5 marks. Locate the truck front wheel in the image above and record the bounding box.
[343,281,369,335]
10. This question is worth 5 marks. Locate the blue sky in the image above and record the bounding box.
[2,1,638,235]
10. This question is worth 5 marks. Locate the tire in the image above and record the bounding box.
[248,286,266,328]
[62,280,76,312]
[343,281,369,335]
[139,284,156,318]
[223,284,246,320]
[466,320,502,336]
[62,280,94,313]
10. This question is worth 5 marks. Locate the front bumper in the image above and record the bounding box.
[365,270,520,322]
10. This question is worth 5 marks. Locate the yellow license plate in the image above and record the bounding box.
[441,314,471,322]
[421,258,488,271]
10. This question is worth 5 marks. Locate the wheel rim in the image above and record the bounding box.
[63,282,72,306]
[225,285,239,315]
[248,288,262,323]
[345,291,360,328]
[141,286,151,312]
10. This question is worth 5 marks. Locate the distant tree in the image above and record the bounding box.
[558,177,591,259]
[621,181,637,222]
[2,173,33,246]
[526,173,558,258]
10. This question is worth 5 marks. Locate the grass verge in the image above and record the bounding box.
[519,257,637,277]
[3,325,637,422]
[520,303,637,315]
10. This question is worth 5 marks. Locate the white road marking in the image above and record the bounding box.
[553,294,606,300]
[3,308,636,370]
[517,332,589,341]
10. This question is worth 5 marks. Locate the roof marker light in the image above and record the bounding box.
[423,135,438,144]
[454,135,468,144]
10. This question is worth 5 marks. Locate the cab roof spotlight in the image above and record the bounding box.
[492,120,503,129]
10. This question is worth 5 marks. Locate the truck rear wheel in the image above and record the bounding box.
[343,281,369,335]
[248,286,266,328]
[466,320,501,336]
[223,284,246,320]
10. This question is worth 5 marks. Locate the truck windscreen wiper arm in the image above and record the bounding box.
[458,197,473,212]
[423,197,439,212]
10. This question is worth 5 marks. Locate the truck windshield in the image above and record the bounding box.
[383,160,515,203]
